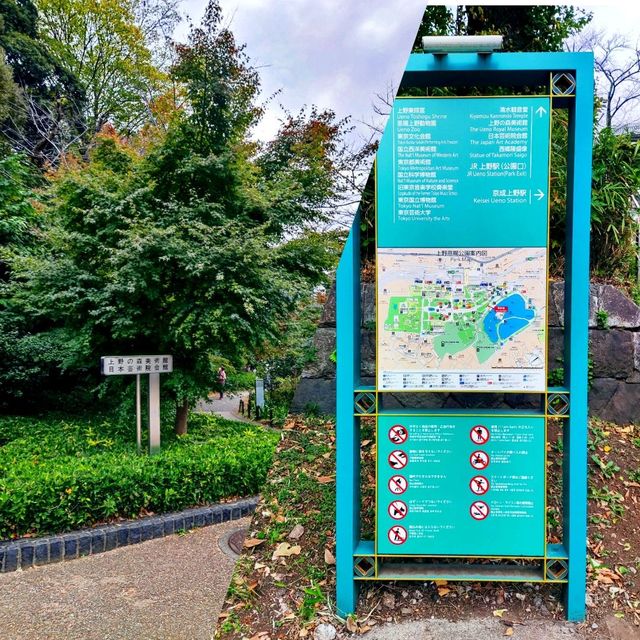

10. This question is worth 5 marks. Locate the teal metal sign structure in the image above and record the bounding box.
[336,51,593,622]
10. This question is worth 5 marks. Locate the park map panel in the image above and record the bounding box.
[377,247,546,391]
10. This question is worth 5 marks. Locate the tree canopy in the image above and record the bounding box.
[0,0,86,164]
[413,5,591,52]
[1,0,359,433]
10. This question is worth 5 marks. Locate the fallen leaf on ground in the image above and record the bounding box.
[325,548,336,564]
[244,537,265,549]
[317,475,335,484]
[504,627,514,637]
[437,586,450,596]
[272,542,301,558]
[288,524,305,540]
[493,609,508,618]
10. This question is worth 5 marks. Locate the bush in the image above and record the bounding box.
[0,413,278,538]
[226,370,256,392]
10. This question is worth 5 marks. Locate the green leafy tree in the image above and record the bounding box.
[0,49,20,128]
[38,0,167,133]
[551,121,640,281]
[463,5,590,51]
[0,151,38,253]
[411,6,454,50]
[6,1,355,435]
[414,5,590,52]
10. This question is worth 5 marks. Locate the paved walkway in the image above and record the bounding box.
[197,392,255,424]
[365,618,585,640]
[0,517,250,640]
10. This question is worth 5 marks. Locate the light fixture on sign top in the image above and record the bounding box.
[422,35,503,55]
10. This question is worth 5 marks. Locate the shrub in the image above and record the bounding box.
[0,413,278,538]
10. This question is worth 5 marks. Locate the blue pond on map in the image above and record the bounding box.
[483,293,535,344]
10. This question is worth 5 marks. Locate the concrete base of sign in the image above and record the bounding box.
[363,618,584,640]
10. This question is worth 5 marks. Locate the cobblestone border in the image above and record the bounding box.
[0,496,258,573]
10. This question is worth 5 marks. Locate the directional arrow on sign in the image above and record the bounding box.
[534,189,545,201]
[536,106,547,117]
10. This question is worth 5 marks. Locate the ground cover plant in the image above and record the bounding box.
[214,415,640,640]
[0,412,278,539]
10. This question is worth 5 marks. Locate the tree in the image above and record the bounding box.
[411,6,454,50]
[463,5,590,52]
[414,5,591,52]
[37,0,168,134]
[0,0,86,165]
[5,1,356,435]
[568,29,640,131]
[0,49,20,128]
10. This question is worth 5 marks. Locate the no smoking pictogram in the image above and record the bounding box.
[470,450,490,470]
[469,475,490,495]
[388,525,408,545]
[470,500,490,520]
[470,424,490,445]
[388,499,408,520]
[388,424,408,445]
[388,449,408,470]
[388,474,408,495]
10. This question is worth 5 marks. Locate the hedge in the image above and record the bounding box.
[0,413,278,538]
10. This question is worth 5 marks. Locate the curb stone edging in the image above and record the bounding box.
[0,496,258,573]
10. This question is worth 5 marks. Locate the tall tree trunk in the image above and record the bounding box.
[175,398,189,435]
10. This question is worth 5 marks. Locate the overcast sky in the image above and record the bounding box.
[177,1,640,143]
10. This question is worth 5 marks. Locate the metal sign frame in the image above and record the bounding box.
[336,52,593,621]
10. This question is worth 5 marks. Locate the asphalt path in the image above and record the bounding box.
[0,517,250,640]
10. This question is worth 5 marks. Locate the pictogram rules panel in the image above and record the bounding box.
[376,415,546,557]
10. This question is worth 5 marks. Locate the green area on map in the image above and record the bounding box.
[384,281,536,365]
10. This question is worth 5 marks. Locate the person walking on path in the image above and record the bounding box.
[217,366,227,399]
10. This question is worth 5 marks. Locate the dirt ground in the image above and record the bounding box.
[213,416,640,640]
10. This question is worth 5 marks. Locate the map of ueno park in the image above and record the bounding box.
[377,247,546,391]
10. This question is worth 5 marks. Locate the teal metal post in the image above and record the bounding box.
[334,51,593,622]
[563,54,594,621]
[336,214,361,616]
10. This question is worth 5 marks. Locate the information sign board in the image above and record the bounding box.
[376,97,550,392]
[376,415,545,556]
[335,50,594,623]
[100,355,173,375]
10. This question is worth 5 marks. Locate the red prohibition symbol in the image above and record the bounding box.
[388,449,408,470]
[388,525,408,545]
[470,500,490,520]
[470,424,490,445]
[388,499,408,520]
[470,450,490,470]
[469,475,490,495]
[388,424,408,445]
[388,474,408,495]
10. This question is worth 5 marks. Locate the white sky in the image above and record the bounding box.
[176,1,640,142]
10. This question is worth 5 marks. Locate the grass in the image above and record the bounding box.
[0,412,278,539]
[214,415,336,638]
